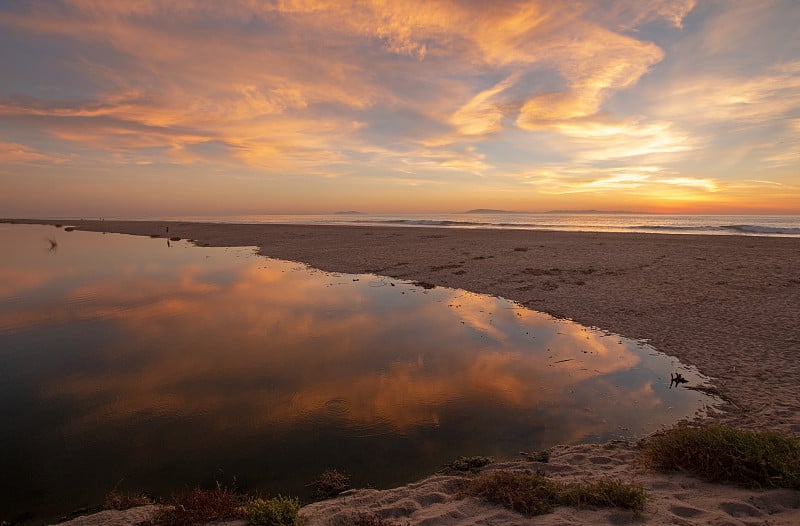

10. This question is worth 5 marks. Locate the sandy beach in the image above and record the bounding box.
[8,219,800,525]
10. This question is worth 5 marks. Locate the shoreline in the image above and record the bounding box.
[5,218,800,525]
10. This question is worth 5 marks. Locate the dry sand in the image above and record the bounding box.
[8,219,799,525]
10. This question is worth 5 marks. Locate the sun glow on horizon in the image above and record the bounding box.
[0,1,798,217]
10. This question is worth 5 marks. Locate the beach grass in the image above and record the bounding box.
[153,484,242,525]
[641,425,800,488]
[324,513,393,526]
[520,449,551,463]
[103,490,153,510]
[313,469,351,499]
[244,495,301,526]
[448,455,495,471]
[463,471,646,516]
[102,484,305,526]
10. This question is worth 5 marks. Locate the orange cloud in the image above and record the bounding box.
[0,139,65,164]
[650,62,800,127]
[450,75,519,136]
[1,0,797,214]
[0,1,684,158]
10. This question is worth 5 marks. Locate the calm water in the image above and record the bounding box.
[0,225,717,523]
[164,212,800,237]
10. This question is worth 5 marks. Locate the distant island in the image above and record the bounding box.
[463,209,522,214]
[334,211,363,215]
[544,209,641,214]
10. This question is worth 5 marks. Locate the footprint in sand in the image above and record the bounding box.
[670,505,706,518]
[718,501,764,518]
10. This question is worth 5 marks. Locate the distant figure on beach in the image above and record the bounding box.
[670,372,688,388]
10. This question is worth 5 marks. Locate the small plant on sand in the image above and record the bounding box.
[521,449,551,463]
[558,478,646,510]
[154,484,242,525]
[313,469,351,499]
[464,471,645,516]
[103,490,153,510]
[244,495,301,526]
[449,456,495,471]
[641,425,800,489]
[325,512,394,526]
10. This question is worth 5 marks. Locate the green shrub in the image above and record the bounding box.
[245,496,301,526]
[464,471,645,516]
[641,425,800,488]
[558,478,646,510]
[465,471,561,515]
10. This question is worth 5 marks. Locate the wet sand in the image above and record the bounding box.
[7,219,799,525]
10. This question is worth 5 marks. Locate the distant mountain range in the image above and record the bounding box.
[463,209,522,214]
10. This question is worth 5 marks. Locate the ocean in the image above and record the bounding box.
[167,212,800,237]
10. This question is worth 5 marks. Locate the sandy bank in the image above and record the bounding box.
[55,444,800,525]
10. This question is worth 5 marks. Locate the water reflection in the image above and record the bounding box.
[0,224,716,524]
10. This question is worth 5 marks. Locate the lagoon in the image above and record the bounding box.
[0,224,716,524]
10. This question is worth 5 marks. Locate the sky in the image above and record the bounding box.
[1,0,799,217]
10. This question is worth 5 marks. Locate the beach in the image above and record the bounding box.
[8,219,800,525]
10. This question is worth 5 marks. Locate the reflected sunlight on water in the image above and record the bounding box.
[0,224,718,524]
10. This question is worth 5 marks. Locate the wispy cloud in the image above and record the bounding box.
[648,62,800,127]
[0,0,797,214]
[450,74,520,136]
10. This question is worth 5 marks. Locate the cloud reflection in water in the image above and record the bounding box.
[0,225,715,521]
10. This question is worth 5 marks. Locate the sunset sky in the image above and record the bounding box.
[1,0,799,217]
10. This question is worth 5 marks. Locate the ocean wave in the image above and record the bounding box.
[356,219,483,227]
[723,224,800,235]
[628,225,713,232]
[353,219,563,229]
[337,217,800,236]
[630,224,800,236]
